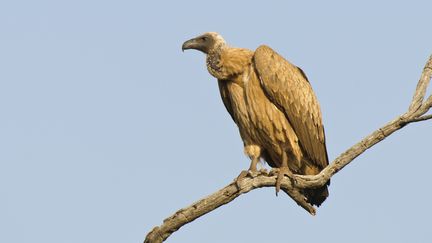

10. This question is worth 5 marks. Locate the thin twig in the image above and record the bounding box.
[408,55,432,112]
[408,114,432,123]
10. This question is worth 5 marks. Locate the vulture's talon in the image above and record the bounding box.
[235,170,249,189]
[258,168,268,175]
[235,169,259,189]
[275,167,294,196]
[249,170,259,177]
[269,168,278,176]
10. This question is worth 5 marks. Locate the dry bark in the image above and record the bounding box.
[144,55,432,243]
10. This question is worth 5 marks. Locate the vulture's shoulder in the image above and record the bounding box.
[219,47,254,75]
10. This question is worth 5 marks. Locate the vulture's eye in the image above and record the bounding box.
[201,37,208,41]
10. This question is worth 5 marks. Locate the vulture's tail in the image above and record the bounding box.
[299,158,330,207]
[303,182,329,207]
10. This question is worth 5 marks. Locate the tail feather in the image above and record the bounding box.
[304,183,329,207]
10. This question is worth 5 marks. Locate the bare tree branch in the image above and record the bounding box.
[144,171,309,243]
[144,55,432,243]
[409,55,432,112]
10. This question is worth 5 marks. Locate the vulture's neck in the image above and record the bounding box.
[206,44,228,80]
[206,44,253,81]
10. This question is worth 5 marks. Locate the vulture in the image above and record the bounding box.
[182,32,329,206]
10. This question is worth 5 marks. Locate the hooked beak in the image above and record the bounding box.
[182,38,197,52]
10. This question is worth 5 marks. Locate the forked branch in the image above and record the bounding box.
[144,55,432,243]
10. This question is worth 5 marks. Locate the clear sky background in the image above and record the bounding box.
[1,1,431,243]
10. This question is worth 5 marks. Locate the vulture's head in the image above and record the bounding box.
[182,32,226,54]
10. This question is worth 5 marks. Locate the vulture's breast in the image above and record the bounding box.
[223,77,255,145]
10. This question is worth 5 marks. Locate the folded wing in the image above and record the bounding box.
[253,45,328,169]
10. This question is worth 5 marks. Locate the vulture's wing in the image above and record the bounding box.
[253,45,328,168]
[217,80,236,122]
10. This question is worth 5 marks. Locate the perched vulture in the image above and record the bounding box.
[182,32,329,206]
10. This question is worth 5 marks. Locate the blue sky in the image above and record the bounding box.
[1,1,431,242]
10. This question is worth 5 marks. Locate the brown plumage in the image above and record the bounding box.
[182,32,329,206]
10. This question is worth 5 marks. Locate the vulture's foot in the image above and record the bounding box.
[275,167,295,196]
[235,169,258,189]
[235,156,260,189]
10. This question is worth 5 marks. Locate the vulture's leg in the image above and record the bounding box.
[275,152,294,195]
[235,157,259,187]
[235,145,261,188]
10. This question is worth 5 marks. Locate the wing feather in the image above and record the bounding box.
[253,45,328,168]
[218,80,236,122]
